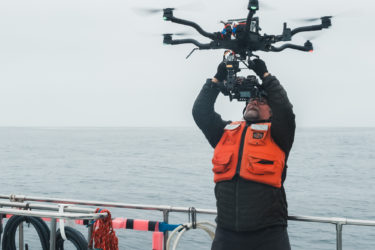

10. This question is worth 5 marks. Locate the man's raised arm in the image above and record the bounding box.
[192,64,231,148]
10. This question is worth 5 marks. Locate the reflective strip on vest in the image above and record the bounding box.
[224,123,241,130]
[212,121,285,188]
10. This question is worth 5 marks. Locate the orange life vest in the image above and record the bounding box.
[212,121,285,188]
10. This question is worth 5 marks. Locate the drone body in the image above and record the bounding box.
[162,0,332,101]
[162,0,331,60]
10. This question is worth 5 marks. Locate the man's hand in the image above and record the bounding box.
[213,62,228,83]
[250,59,269,80]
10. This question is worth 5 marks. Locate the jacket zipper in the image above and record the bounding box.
[236,123,249,175]
[235,177,239,231]
[235,123,249,231]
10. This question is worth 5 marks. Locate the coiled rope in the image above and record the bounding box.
[1,216,50,250]
[166,221,216,250]
[89,208,119,250]
[56,226,88,250]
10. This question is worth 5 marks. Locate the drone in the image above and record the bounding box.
[161,0,332,101]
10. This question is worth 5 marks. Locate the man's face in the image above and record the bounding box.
[243,97,272,121]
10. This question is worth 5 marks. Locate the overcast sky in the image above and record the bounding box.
[0,0,374,127]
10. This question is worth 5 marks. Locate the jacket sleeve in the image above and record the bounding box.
[192,79,231,148]
[262,75,296,157]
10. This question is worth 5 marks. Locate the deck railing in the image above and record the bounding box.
[1,194,375,250]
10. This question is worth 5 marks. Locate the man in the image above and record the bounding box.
[192,59,295,250]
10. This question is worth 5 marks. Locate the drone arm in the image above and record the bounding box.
[270,41,313,52]
[168,17,217,40]
[291,25,323,36]
[290,16,332,37]
[166,38,213,49]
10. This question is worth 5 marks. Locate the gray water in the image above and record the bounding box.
[0,127,375,250]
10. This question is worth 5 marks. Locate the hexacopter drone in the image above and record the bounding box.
[161,0,332,101]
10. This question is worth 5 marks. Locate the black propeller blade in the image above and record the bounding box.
[293,9,363,23]
[162,32,193,37]
[133,1,205,16]
[292,15,333,23]
[259,2,274,10]
[302,34,321,41]
[133,7,175,16]
[244,1,275,11]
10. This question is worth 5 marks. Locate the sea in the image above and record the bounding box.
[0,127,374,250]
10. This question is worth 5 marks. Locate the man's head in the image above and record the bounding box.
[243,97,272,121]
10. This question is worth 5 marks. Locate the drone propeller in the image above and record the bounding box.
[162,32,193,37]
[292,9,362,23]
[133,2,206,16]
[259,2,274,10]
[302,34,320,41]
[244,1,274,11]
[144,30,195,38]
[133,7,175,16]
[292,15,333,23]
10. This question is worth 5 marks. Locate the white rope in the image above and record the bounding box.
[166,221,216,250]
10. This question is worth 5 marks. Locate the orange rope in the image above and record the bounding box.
[90,208,119,250]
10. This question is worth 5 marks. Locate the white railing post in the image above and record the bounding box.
[49,218,57,250]
[18,222,24,250]
[163,209,170,250]
[336,223,343,250]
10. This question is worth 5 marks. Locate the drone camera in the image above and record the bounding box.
[219,52,263,102]
[224,75,262,102]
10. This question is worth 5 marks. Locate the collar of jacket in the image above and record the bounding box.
[244,119,271,125]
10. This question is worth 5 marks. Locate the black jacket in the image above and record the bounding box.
[192,75,296,231]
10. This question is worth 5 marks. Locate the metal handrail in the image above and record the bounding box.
[1,194,375,250]
[0,208,107,220]
[289,215,375,227]
[0,201,96,213]
[0,197,108,250]
[0,194,217,214]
